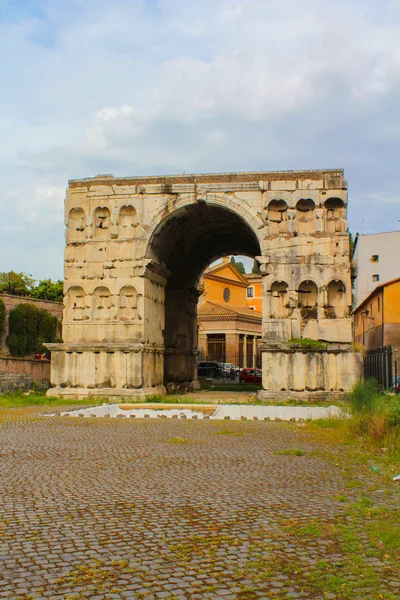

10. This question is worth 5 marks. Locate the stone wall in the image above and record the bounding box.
[0,357,50,393]
[0,372,32,393]
[0,294,63,354]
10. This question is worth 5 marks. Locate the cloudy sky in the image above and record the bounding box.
[1,0,400,281]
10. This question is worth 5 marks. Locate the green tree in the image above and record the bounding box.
[252,259,261,274]
[0,271,35,296]
[6,303,58,356]
[0,297,5,335]
[230,256,246,274]
[30,279,64,303]
[235,261,246,274]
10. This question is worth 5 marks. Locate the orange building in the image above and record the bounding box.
[197,259,262,367]
[353,277,400,380]
[245,273,262,312]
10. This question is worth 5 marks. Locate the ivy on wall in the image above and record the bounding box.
[6,303,58,357]
[0,297,5,336]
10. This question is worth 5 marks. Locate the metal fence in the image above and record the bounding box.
[363,345,393,389]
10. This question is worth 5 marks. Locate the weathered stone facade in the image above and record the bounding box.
[47,170,362,399]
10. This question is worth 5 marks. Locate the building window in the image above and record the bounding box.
[377,297,380,312]
[223,288,230,303]
[372,274,380,282]
[247,287,254,298]
[371,255,379,262]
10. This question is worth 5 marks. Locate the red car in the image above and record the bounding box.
[239,368,262,384]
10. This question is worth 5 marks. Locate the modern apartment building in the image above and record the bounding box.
[353,230,400,307]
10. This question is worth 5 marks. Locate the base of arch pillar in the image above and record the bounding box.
[260,347,362,396]
[257,389,347,402]
[46,385,167,401]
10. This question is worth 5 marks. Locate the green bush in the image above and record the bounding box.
[348,379,381,414]
[0,297,5,335]
[6,303,58,356]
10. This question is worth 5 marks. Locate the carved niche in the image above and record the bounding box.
[68,207,86,240]
[93,286,114,320]
[296,199,315,234]
[118,205,137,238]
[66,286,88,321]
[119,285,140,320]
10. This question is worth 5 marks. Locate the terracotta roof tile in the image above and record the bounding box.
[198,300,262,319]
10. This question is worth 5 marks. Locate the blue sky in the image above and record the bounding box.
[1,0,400,280]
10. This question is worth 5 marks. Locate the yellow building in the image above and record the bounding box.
[198,259,262,367]
[353,277,400,379]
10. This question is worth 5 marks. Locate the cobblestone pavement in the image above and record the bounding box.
[0,407,399,599]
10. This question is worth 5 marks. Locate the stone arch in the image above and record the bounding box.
[65,285,87,321]
[118,285,140,320]
[324,197,346,233]
[267,200,288,234]
[326,279,347,318]
[270,281,289,317]
[93,206,111,238]
[146,201,262,384]
[68,207,86,239]
[148,194,265,261]
[296,199,315,234]
[118,205,137,237]
[93,286,114,320]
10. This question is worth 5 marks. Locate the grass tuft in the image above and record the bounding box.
[275,449,307,456]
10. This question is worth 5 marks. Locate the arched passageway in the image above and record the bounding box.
[147,203,261,384]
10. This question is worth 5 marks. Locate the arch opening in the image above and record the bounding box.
[147,203,262,385]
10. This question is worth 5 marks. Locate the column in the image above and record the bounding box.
[243,335,247,368]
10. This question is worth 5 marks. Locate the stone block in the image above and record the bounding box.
[270,181,298,191]
[302,320,318,340]
[318,319,352,343]
[112,185,137,195]
[298,179,324,190]
[88,186,114,196]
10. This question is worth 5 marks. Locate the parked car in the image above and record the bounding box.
[221,363,240,376]
[197,361,223,378]
[239,368,262,384]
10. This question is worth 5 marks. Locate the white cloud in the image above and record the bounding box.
[5,183,65,224]
[1,0,400,278]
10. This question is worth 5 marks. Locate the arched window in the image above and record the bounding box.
[296,199,315,234]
